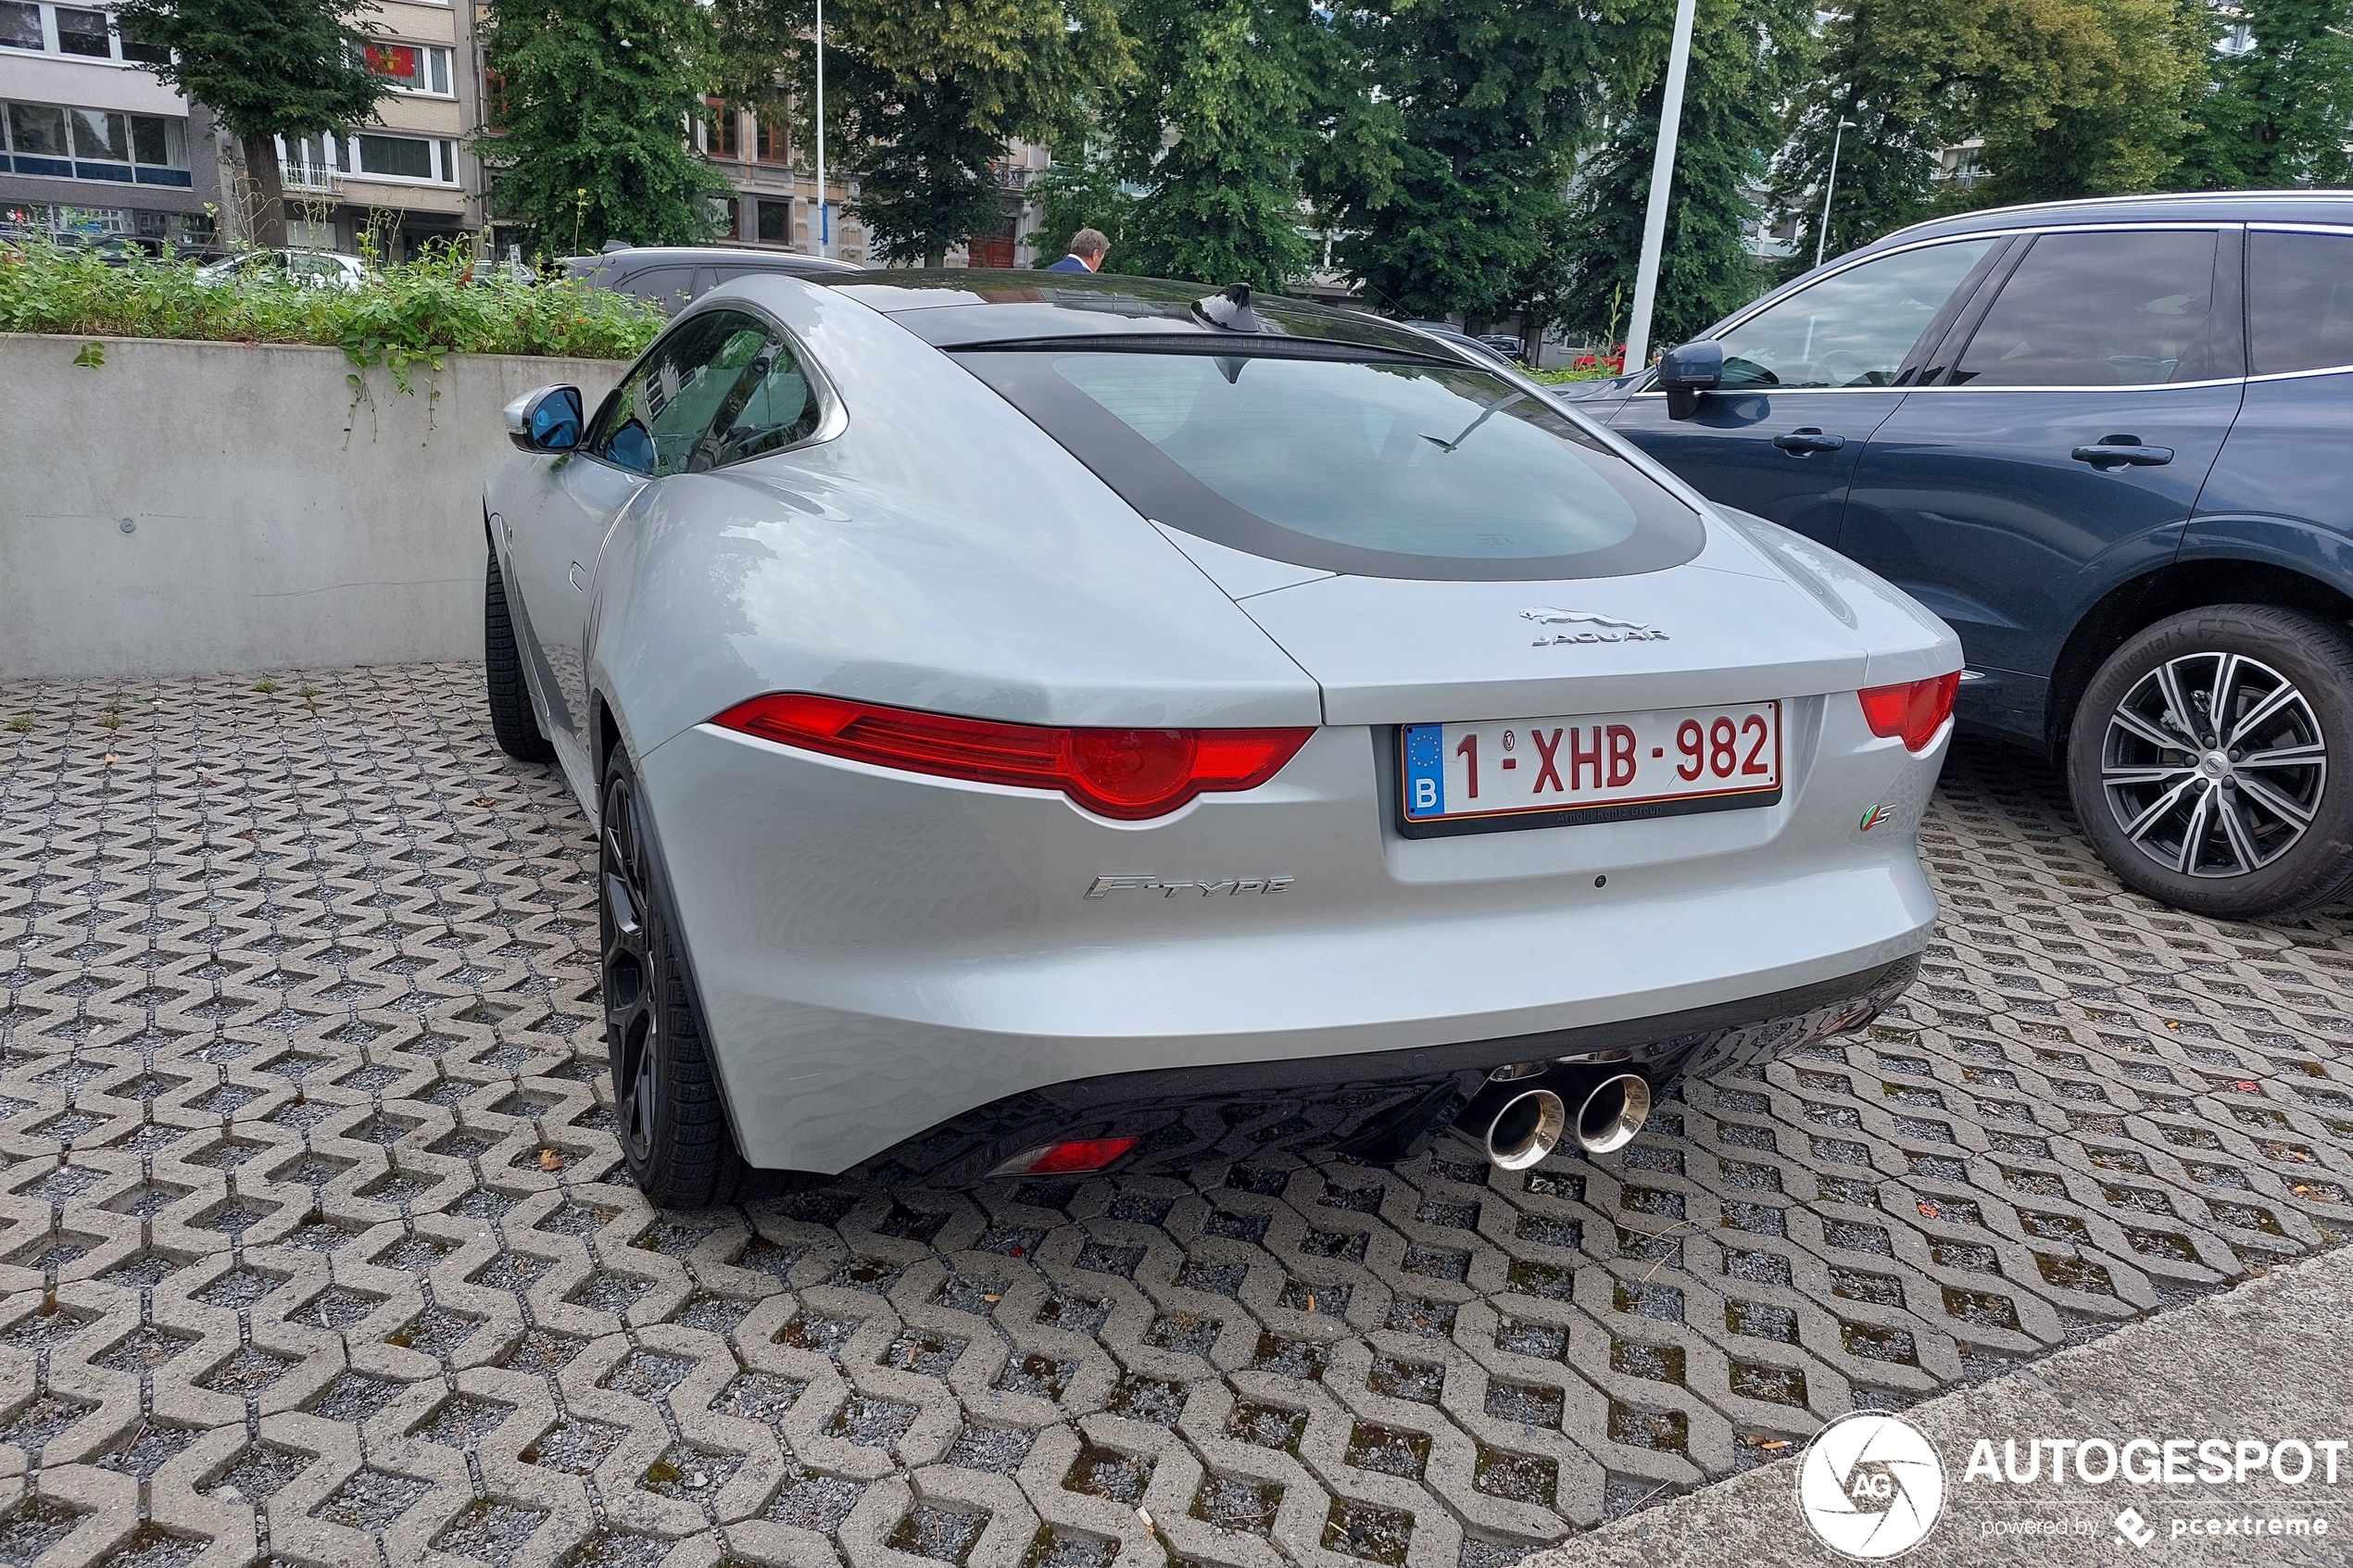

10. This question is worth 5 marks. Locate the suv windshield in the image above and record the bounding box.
[961,347,1703,581]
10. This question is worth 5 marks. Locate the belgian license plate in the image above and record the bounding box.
[1401,701,1782,832]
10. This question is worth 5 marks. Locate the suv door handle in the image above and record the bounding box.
[2071,437,2174,468]
[1773,429,1846,454]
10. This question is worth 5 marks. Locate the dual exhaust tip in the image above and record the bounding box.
[1481,1069,1653,1171]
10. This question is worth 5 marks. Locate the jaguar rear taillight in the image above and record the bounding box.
[1857,672,1959,753]
[711,693,1313,821]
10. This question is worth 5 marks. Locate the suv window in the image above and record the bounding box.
[1951,229,2227,386]
[2248,230,2353,377]
[1714,240,1995,389]
[619,264,695,313]
[962,347,1702,582]
[591,310,774,476]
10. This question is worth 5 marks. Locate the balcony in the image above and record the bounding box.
[281,162,343,196]
[991,164,1031,192]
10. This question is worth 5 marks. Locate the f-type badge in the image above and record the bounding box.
[1522,608,1669,646]
[1087,875,1293,898]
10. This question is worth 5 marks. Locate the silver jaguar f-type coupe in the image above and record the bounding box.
[483,270,1962,1207]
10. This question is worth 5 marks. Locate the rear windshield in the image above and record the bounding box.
[959,348,1703,581]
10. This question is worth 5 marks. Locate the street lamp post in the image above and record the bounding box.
[1620,0,1699,375]
[1813,117,1856,270]
[814,0,827,258]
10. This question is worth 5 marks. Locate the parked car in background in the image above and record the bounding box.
[1564,191,2353,918]
[1398,319,1522,368]
[482,269,1957,1203]
[194,248,370,289]
[562,243,861,314]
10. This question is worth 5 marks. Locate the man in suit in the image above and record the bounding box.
[1045,229,1109,273]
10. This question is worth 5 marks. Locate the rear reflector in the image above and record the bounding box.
[711,693,1313,821]
[1857,672,1959,753]
[988,1138,1139,1178]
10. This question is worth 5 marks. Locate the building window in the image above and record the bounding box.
[0,3,41,50]
[349,131,457,184]
[118,13,165,63]
[0,2,170,62]
[704,99,739,158]
[1,98,190,185]
[757,197,789,244]
[364,41,453,96]
[756,119,786,162]
[52,4,104,55]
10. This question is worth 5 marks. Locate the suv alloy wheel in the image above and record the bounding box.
[2068,605,2353,918]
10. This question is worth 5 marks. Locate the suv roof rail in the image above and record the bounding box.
[1874,187,2353,247]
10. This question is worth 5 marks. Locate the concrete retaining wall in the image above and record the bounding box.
[0,333,626,680]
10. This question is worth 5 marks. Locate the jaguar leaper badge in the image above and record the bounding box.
[1522,608,1670,646]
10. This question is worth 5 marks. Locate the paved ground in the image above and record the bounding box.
[0,663,2347,1568]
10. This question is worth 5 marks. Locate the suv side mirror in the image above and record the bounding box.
[1655,341,1724,420]
[507,384,584,452]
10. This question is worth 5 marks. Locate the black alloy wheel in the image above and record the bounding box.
[598,749,754,1206]
[484,544,556,763]
[2069,605,2353,919]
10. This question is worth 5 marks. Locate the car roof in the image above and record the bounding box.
[811,269,1452,357]
[1864,188,2353,252]
[567,245,862,274]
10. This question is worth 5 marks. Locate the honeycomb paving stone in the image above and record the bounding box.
[2,671,2350,1565]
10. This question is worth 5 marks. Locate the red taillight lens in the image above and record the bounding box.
[988,1137,1139,1178]
[711,693,1312,820]
[1857,672,1960,752]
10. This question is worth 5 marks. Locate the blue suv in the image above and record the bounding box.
[1567,192,2353,919]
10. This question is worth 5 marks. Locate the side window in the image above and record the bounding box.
[621,266,695,314]
[2248,230,2353,376]
[690,332,822,470]
[589,310,773,477]
[1950,230,2225,387]
[1714,240,1996,389]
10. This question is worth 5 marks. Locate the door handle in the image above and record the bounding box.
[2070,436,2174,468]
[568,561,587,592]
[1773,429,1846,455]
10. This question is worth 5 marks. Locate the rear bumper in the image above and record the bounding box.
[845,955,1921,1184]
[640,715,1943,1174]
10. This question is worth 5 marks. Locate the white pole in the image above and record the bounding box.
[814,0,827,258]
[1814,117,1853,270]
[1621,0,1698,375]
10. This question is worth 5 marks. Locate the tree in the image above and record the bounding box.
[1771,0,2203,267]
[716,0,1130,269]
[1027,144,1135,265]
[475,0,729,253]
[113,0,387,248]
[1309,0,1667,330]
[1102,0,1329,290]
[1554,0,1815,347]
[2179,0,2353,188]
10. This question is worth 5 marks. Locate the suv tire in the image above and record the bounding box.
[2068,604,2353,919]
[485,545,556,763]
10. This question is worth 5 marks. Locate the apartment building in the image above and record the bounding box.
[0,0,217,248]
[695,96,866,264]
[276,0,486,258]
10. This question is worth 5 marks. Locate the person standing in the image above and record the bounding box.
[1045,229,1109,273]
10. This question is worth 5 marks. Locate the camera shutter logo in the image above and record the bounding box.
[1795,1411,1946,1559]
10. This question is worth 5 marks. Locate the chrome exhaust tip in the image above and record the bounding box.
[1484,1088,1567,1171]
[1573,1072,1652,1154]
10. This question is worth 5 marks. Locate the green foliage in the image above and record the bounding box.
[2179,0,2353,188]
[716,0,1132,268]
[1308,0,1667,329]
[1104,0,1327,290]
[0,242,665,386]
[477,0,730,252]
[1773,0,2206,267]
[1554,0,1810,345]
[1026,148,1136,264]
[114,0,385,143]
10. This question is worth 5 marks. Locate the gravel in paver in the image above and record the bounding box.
[2,665,2350,1568]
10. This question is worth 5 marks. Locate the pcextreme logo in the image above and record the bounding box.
[1798,1411,1947,1559]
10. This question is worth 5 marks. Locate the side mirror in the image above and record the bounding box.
[1655,341,1724,421]
[507,384,584,452]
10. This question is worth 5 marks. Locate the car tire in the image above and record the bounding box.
[485,545,557,764]
[599,747,782,1207]
[2068,604,2353,919]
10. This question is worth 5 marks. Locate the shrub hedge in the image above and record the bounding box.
[0,241,666,387]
